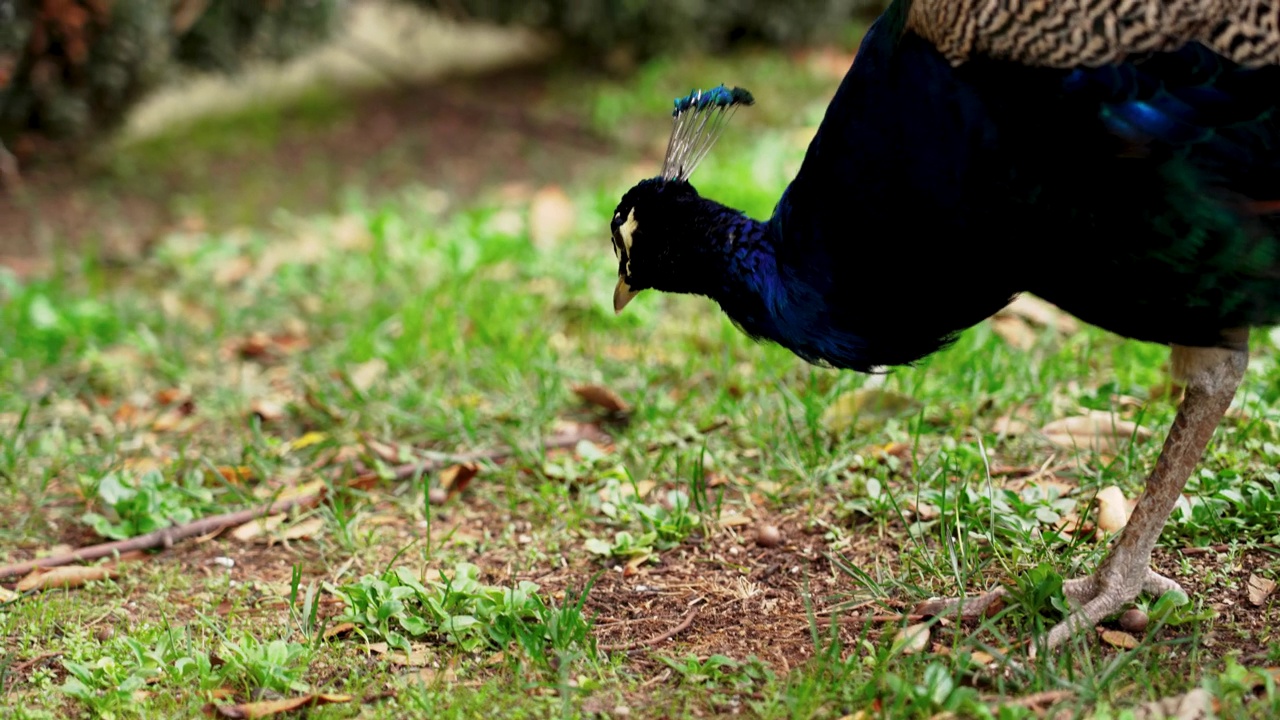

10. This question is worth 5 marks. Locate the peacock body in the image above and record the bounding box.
[608,0,1280,652]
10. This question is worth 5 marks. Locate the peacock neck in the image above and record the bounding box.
[689,202,786,344]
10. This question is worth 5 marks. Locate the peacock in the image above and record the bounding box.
[607,0,1280,652]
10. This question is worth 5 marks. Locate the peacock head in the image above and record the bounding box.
[610,85,754,313]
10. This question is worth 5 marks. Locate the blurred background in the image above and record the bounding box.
[0,0,889,271]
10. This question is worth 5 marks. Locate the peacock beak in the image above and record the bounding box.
[613,276,639,314]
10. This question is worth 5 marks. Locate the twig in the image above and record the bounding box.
[597,601,702,652]
[1180,543,1278,556]
[0,493,321,580]
[11,651,62,674]
[815,613,926,626]
[984,689,1074,709]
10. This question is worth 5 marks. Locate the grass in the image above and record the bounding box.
[3,29,1280,720]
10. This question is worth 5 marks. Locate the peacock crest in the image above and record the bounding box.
[661,85,755,182]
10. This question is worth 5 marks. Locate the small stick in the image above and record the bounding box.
[598,602,702,652]
[1179,543,1277,556]
[0,493,322,580]
[985,689,1074,709]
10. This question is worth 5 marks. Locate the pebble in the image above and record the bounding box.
[755,524,783,548]
[1119,608,1149,633]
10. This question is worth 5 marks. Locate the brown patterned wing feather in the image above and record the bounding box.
[907,0,1280,68]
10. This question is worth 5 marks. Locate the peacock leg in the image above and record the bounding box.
[917,339,1247,654]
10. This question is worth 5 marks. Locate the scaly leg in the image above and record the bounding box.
[917,336,1248,653]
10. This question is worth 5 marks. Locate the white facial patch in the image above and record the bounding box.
[618,208,638,275]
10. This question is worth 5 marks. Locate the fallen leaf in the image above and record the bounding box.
[992,415,1032,436]
[250,399,286,424]
[217,466,255,484]
[716,513,752,527]
[969,650,995,666]
[1128,688,1213,720]
[991,314,1038,350]
[281,431,327,455]
[528,185,577,249]
[366,642,432,666]
[151,408,193,433]
[413,665,457,684]
[1094,485,1131,535]
[231,513,287,542]
[232,515,324,544]
[0,586,19,602]
[822,388,921,434]
[1248,574,1276,606]
[1100,629,1139,649]
[348,359,387,393]
[322,622,355,639]
[278,517,325,542]
[1040,412,1152,454]
[213,255,254,287]
[893,623,931,655]
[571,384,630,414]
[439,463,479,501]
[211,693,352,718]
[16,565,117,592]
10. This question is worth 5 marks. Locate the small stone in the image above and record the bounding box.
[755,524,783,548]
[1119,608,1149,633]
[428,488,448,506]
[612,706,631,717]
[95,626,114,642]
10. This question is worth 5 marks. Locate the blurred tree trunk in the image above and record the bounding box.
[0,0,341,168]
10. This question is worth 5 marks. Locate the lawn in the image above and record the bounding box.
[2,27,1279,720]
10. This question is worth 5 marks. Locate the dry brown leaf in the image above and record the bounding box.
[282,517,324,540]
[1248,574,1276,606]
[210,693,353,718]
[322,622,355,639]
[992,415,1032,436]
[822,388,921,434]
[0,585,19,602]
[348,359,387,393]
[366,642,432,666]
[213,256,254,287]
[1128,688,1213,720]
[1100,629,1140,649]
[151,408,193,433]
[1094,485,1131,535]
[571,384,630,414]
[16,565,117,592]
[439,462,479,502]
[217,466,255,484]
[894,623,931,655]
[991,314,1037,350]
[1040,412,1152,454]
[529,185,577,249]
[231,513,287,542]
[969,650,995,665]
[250,399,286,424]
[413,666,457,685]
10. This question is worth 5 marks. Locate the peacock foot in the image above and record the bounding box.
[915,565,1186,657]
